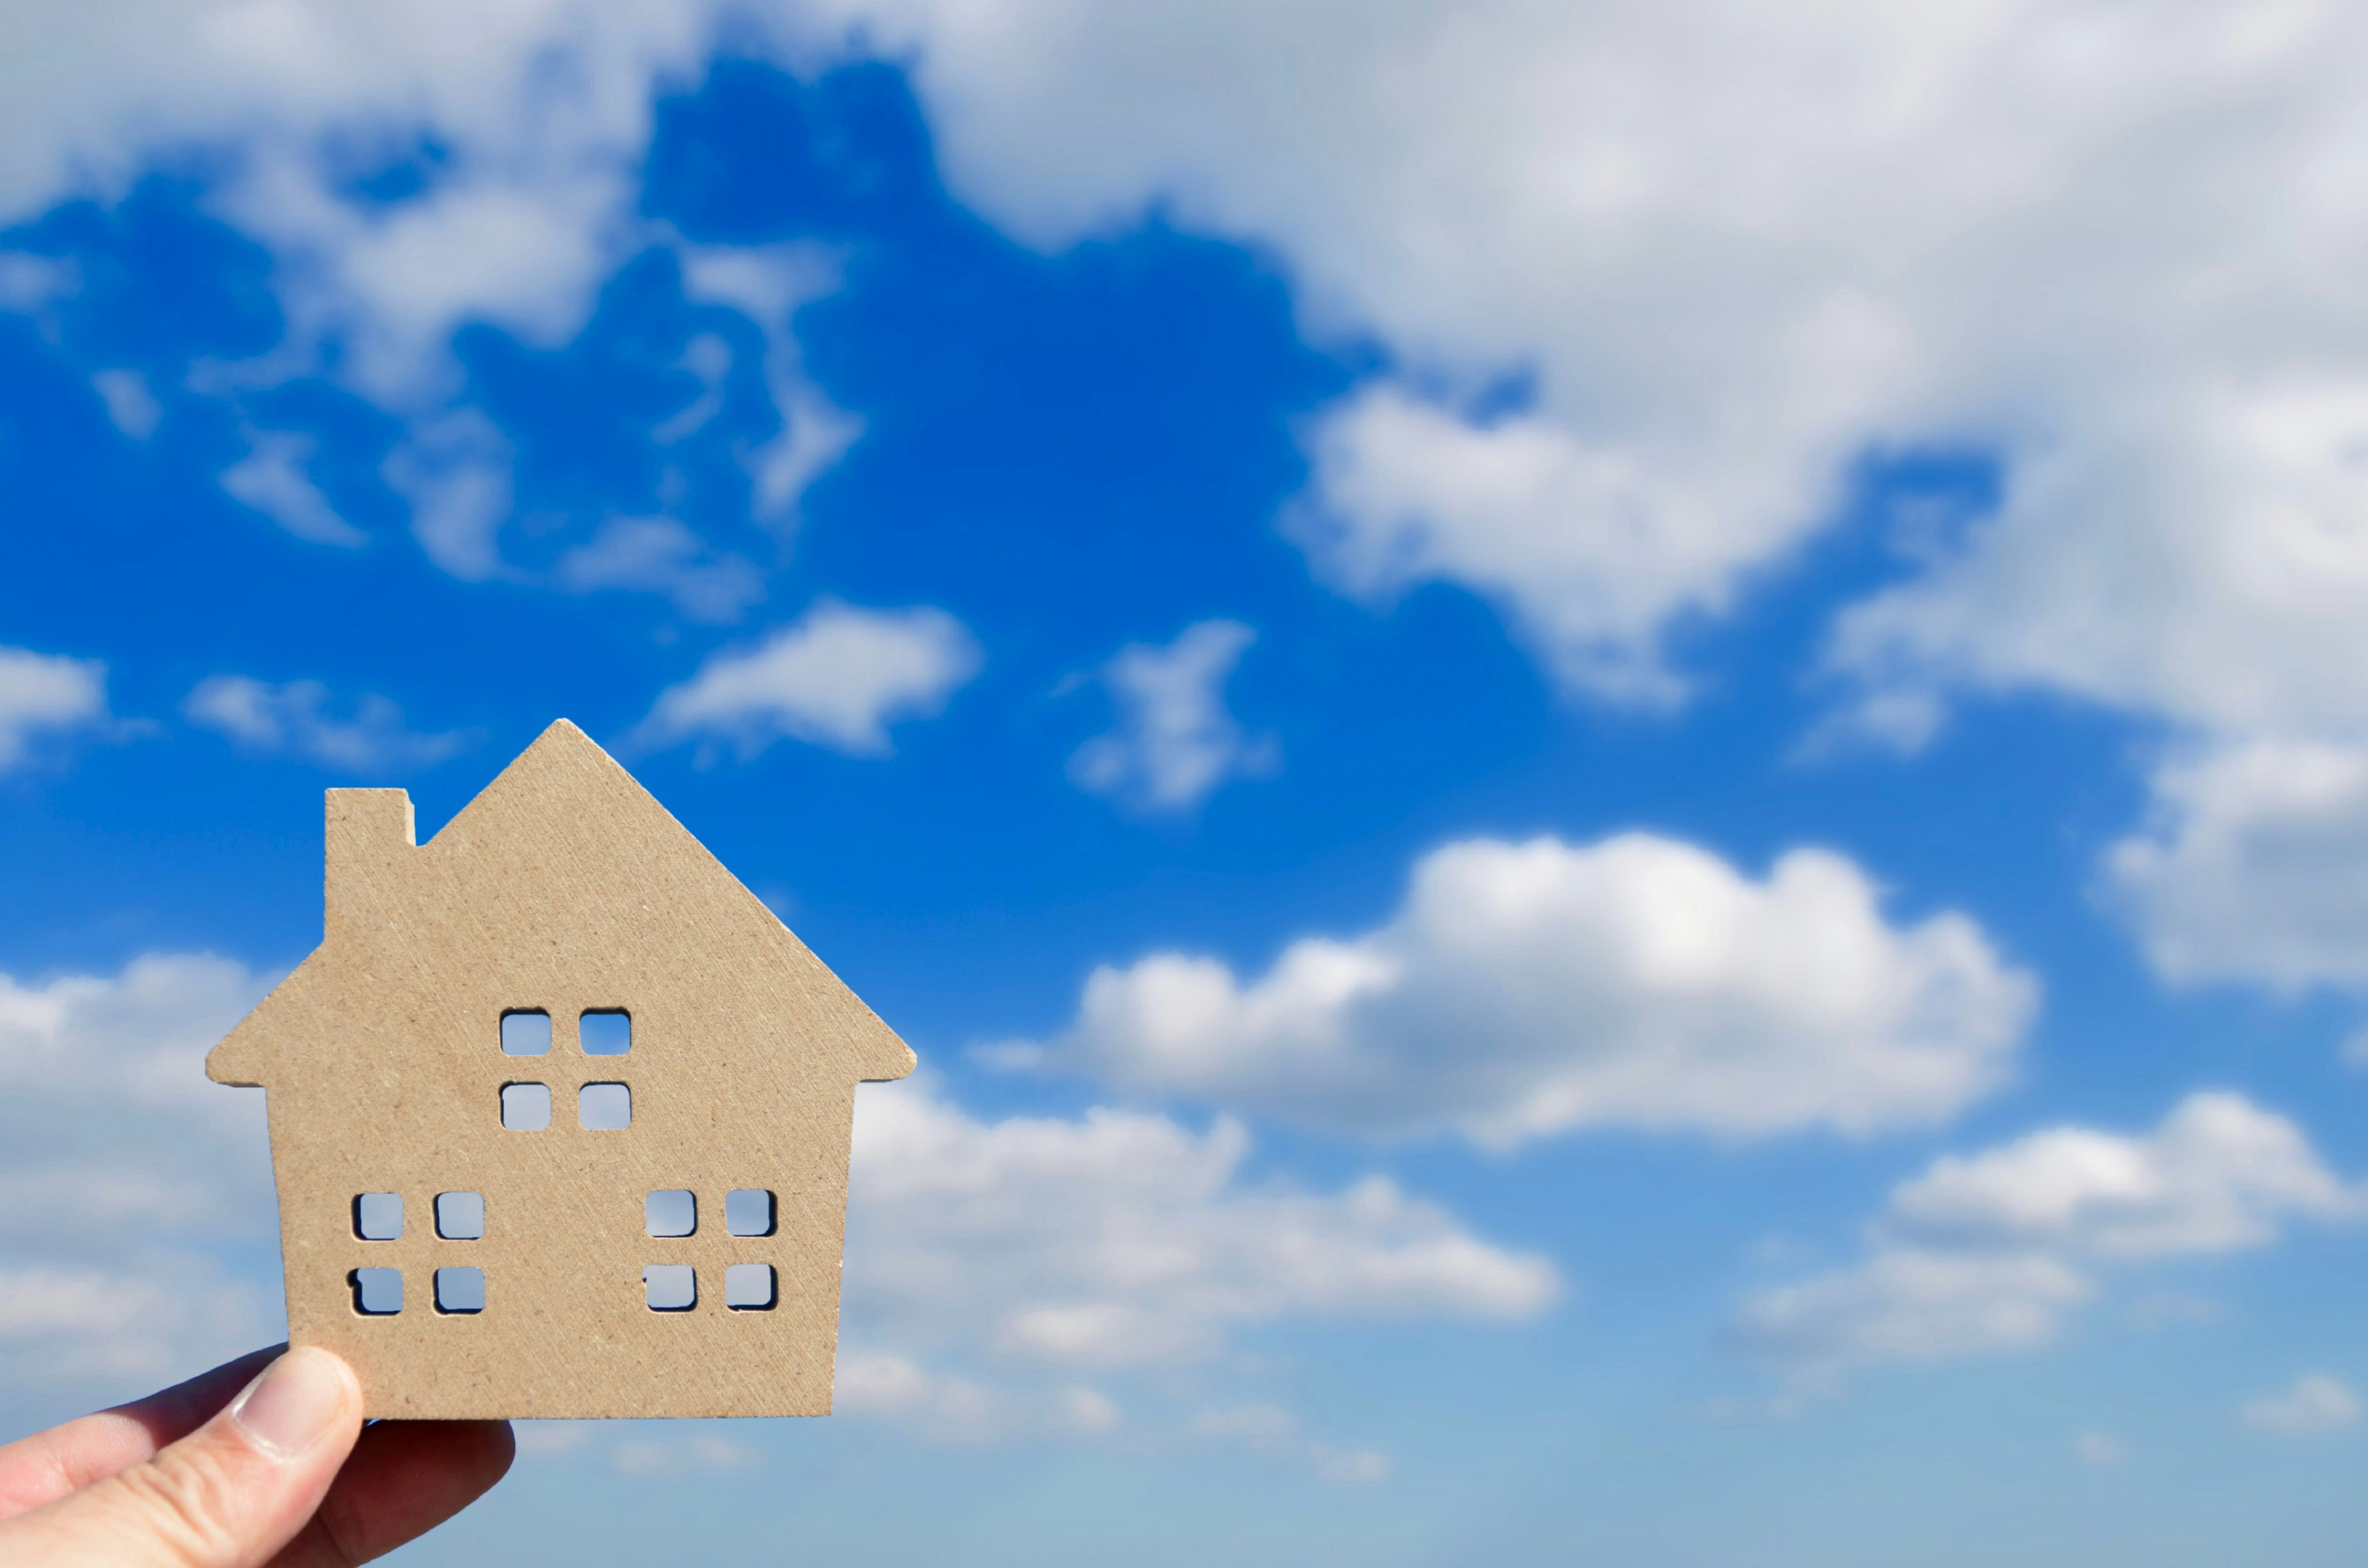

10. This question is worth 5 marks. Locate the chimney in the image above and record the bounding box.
[325,789,415,937]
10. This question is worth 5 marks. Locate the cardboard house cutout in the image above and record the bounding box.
[208,720,915,1420]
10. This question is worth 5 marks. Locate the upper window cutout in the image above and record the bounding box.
[646,1189,696,1238]
[501,1011,551,1056]
[501,1083,551,1131]
[436,1191,485,1241]
[580,1082,631,1130]
[353,1192,402,1241]
[580,1010,631,1056]
[725,1189,775,1238]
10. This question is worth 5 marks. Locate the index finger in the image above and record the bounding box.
[0,1344,285,1522]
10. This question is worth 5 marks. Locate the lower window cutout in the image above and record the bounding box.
[724,1263,776,1311]
[434,1266,485,1315]
[644,1263,696,1312]
[350,1268,402,1316]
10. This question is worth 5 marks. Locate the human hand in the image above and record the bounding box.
[0,1345,512,1566]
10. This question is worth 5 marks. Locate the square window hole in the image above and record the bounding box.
[646,1189,695,1238]
[580,1082,631,1130]
[725,1189,775,1237]
[725,1263,776,1311]
[501,1083,551,1130]
[501,1011,551,1056]
[352,1192,402,1241]
[435,1191,485,1240]
[434,1266,485,1315]
[644,1264,695,1312]
[580,1009,631,1056]
[350,1268,402,1315]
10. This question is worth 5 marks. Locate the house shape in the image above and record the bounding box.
[207,720,915,1420]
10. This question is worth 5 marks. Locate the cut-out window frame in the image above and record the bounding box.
[725,1189,776,1238]
[435,1191,485,1241]
[725,1263,776,1311]
[352,1192,403,1241]
[500,1009,552,1056]
[579,1082,631,1130]
[500,1082,551,1131]
[434,1265,485,1316]
[646,1189,696,1238]
[580,1009,632,1056]
[350,1267,403,1316]
[643,1263,696,1313]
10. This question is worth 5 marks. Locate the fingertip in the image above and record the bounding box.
[226,1347,364,1461]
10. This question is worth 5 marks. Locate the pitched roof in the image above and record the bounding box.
[207,719,915,1086]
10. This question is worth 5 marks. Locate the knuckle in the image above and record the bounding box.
[101,1443,249,1567]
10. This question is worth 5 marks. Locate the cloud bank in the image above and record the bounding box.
[999,832,2036,1147]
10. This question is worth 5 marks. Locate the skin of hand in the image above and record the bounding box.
[0,1345,513,1567]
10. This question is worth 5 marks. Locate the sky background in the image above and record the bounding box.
[5,4,2368,1564]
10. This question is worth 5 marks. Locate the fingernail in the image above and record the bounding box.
[228,1347,348,1458]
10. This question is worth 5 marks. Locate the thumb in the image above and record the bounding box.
[0,1347,364,1568]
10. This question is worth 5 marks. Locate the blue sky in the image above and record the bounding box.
[5,7,2368,1564]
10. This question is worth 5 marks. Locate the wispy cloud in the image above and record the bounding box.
[1068,620,1278,813]
[183,676,467,773]
[631,600,980,760]
[218,429,368,548]
[2242,1374,2362,1437]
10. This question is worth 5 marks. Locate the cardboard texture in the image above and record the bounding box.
[207,720,916,1419]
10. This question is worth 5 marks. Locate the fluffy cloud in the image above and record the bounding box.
[0,646,112,772]
[998,832,2034,1147]
[842,1078,1556,1375]
[2241,1374,2362,1437]
[633,599,981,758]
[1736,1093,2358,1376]
[0,954,279,1392]
[1067,619,1278,813]
[15,2,2368,749]
[2103,738,2368,990]
[183,675,467,773]
[824,1077,1552,1469]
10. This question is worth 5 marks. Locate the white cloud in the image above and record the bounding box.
[92,369,161,440]
[1190,1402,1391,1486]
[183,675,467,773]
[824,1078,1547,1458]
[998,832,2034,1147]
[775,0,2368,721]
[678,242,865,527]
[11,1,2368,739]
[843,1078,1557,1374]
[382,408,514,582]
[1735,1093,2358,1376]
[2074,1431,2125,1467]
[608,1432,763,1474]
[0,646,113,773]
[633,599,981,758]
[0,954,279,1389]
[2241,1373,2362,1437]
[553,515,765,622]
[218,428,368,547]
[2105,738,2368,990]
[1068,619,1277,813]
